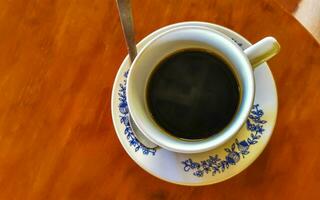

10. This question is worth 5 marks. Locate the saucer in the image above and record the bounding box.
[111,22,278,186]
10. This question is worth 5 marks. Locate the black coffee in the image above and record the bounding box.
[147,49,240,140]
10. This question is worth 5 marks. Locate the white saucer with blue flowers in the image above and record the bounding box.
[111,22,278,186]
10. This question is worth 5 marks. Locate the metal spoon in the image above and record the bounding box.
[116,0,157,148]
[116,0,137,62]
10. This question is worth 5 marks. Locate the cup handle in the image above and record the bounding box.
[243,37,280,68]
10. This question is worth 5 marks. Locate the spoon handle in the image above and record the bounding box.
[116,0,137,63]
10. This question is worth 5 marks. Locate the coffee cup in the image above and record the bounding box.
[126,25,280,153]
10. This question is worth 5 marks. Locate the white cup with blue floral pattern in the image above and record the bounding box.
[126,25,280,154]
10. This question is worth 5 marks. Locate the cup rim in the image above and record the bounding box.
[127,25,254,153]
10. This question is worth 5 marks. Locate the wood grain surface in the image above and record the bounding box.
[276,0,320,42]
[275,0,301,12]
[0,0,319,199]
[294,0,320,41]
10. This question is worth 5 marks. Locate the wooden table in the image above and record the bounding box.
[0,0,319,199]
[277,0,320,41]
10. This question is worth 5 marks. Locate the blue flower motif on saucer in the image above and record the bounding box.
[181,104,267,177]
[118,71,156,156]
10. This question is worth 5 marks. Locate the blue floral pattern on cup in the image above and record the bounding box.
[181,104,267,177]
[231,38,244,49]
[118,71,157,155]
